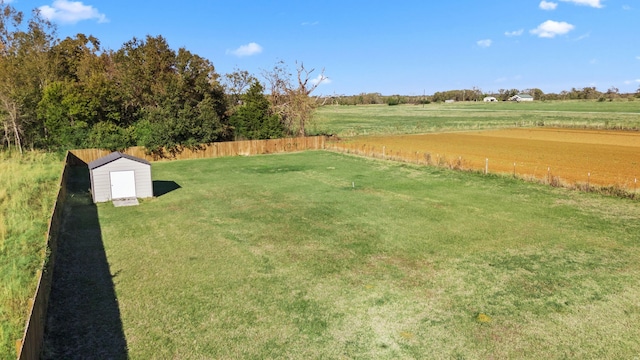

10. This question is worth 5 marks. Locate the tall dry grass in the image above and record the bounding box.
[0,151,62,358]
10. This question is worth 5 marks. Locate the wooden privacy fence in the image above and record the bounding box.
[15,152,71,360]
[69,136,326,164]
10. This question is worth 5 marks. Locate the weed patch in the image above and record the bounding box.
[0,151,62,358]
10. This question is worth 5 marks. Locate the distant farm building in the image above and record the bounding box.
[483,96,498,102]
[509,94,534,102]
[88,151,153,203]
[444,99,455,103]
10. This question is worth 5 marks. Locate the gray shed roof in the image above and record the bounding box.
[88,151,151,170]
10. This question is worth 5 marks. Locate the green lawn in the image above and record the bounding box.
[50,151,640,358]
[311,100,640,136]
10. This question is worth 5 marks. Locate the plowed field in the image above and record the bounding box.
[332,128,640,189]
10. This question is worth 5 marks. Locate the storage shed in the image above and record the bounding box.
[88,151,153,203]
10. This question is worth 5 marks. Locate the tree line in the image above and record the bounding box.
[0,3,325,154]
[327,85,639,106]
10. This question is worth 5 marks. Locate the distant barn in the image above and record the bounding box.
[509,94,534,102]
[88,152,153,203]
[483,96,498,102]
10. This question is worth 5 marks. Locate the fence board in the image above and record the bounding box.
[16,153,71,360]
[69,136,326,164]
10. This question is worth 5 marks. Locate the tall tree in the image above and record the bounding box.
[230,81,283,140]
[113,35,176,125]
[222,68,257,114]
[262,61,326,137]
[36,34,118,149]
[0,3,56,152]
[114,39,229,153]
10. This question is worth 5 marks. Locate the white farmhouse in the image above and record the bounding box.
[509,94,534,102]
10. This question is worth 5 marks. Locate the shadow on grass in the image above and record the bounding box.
[153,180,181,197]
[42,165,128,359]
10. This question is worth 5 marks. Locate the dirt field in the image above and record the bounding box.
[330,128,640,189]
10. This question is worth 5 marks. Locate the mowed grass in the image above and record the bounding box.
[91,151,640,359]
[311,100,640,137]
[0,151,62,358]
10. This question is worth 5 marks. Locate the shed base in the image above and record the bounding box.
[112,198,139,207]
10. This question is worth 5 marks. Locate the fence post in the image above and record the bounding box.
[547,167,551,184]
[485,158,488,175]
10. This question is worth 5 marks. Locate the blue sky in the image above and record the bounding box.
[9,0,640,95]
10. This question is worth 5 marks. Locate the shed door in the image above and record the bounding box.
[110,171,136,199]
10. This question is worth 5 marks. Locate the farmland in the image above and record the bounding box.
[332,128,640,189]
[314,101,640,191]
[311,101,640,137]
[45,152,640,359]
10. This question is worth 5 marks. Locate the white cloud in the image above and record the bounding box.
[301,21,319,26]
[574,32,590,41]
[226,42,263,57]
[636,56,640,60]
[540,1,558,10]
[477,39,492,48]
[530,20,575,38]
[476,39,493,48]
[38,0,108,24]
[559,0,604,8]
[622,5,631,10]
[624,79,640,84]
[505,29,524,37]
[311,74,331,86]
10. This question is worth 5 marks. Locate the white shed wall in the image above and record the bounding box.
[91,157,152,202]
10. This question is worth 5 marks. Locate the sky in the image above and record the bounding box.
[8,0,640,96]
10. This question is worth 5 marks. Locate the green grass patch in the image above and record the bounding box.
[0,151,62,358]
[62,151,640,358]
[311,100,640,136]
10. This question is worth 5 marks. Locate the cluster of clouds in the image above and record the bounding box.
[38,0,108,24]
[477,0,604,47]
[529,0,603,38]
[527,0,608,38]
